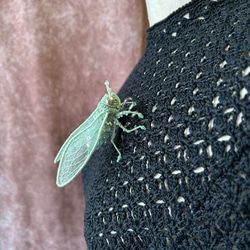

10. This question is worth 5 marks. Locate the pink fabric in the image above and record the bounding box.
[0,1,148,249]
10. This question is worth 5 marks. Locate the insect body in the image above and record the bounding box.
[54,81,146,187]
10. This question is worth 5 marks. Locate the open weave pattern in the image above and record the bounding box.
[82,0,250,249]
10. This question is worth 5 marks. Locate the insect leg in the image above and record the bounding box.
[121,97,136,109]
[116,111,144,119]
[116,120,146,133]
[111,130,122,162]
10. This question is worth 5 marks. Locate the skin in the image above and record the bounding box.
[145,0,192,26]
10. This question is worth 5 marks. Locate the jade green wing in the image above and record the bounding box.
[55,110,108,187]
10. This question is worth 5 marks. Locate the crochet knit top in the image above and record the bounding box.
[82,0,250,249]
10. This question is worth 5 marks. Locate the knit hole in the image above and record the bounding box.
[224,107,234,114]
[219,60,227,69]
[106,238,110,246]
[188,105,195,115]
[199,147,203,155]
[151,121,154,129]
[237,171,246,179]
[218,135,231,142]
[234,142,238,153]
[196,72,202,79]
[148,208,152,218]
[138,176,143,181]
[137,234,143,242]
[233,19,239,26]
[225,144,231,152]
[164,179,169,191]
[176,196,185,203]
[171,48,178,54]
[171,32,177,37]
[183,13,190,19]
[163,154,167,163]
[177,151,181,158]
[200,176,204,184]
[206,41,211,47]
[242,66,250,77]
[212,95,220,107]
[168,115,173,123]
[210,29,215,34]
[217,78,223,86]
[208,118,214,131]
[139,155,145,160]
[193,139,204,145]
[131,210,135,220]
[227,115,233,122]
[154,173,161,179]
[152,104,157,112]
[240,87,248,99]
[206,145,212,158]
[156,200,165,204]
[168,206,172,216]
[168,61,173,67]
[162,208,166,216]
[172,170,181,175]
[193,167,204,173]
[171,97,177,105]
[225,45,230,51]
[184,149,188,162]
[116,213,119,224]
[184,127,190,137]
[146,183,150,194]
[198,16,205,20]
[185,51,190,57]
[200,56,206,62]
[236,112,243,127]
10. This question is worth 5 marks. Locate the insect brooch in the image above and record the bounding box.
[54,81,146,187]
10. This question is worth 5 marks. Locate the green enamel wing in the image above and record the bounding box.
[54,81,146,187]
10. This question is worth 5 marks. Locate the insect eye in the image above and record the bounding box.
[107,97,114,105]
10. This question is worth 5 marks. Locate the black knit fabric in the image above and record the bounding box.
[82,0,250,249]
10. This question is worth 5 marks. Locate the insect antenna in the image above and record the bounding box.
[105,80,112,98]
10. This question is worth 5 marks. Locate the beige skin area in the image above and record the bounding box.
[146,0,192,26]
